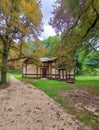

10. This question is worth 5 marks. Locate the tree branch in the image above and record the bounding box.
[10,44,26,58]
[8,56,26,62]
[82,14,99,39]
[0,50,3,54]
[69,0,94,30]
[0,34,6,44]
[62,0,94,41]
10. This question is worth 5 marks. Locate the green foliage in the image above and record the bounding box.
[75,60,82,75]
[41,35,60,56]
[75,46,99,75]
[83,51,99,75]
[10,69,22,74]
[65,0,80,12]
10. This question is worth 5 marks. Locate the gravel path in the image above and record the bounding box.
[0,76,91,130]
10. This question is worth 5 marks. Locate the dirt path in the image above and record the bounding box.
[0,76,91,130]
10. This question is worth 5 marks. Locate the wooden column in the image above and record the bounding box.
[36,66,38,78]
[26,61,27,77]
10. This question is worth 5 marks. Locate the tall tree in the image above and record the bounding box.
[0,0,42,84]
[50,0,99,69]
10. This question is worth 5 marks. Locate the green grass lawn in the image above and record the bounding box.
[12,71,99,95]
[76,75,99,92]
[11,70,35,83]
[33,75,99,97]
[12,72,99,102]
[7,73,11,82]
[32,75,99,108]
[33,79,74,104]
[13,73,35,83]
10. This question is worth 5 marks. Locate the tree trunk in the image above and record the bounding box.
[1,57,8,84]
[1,70,7,84]
[0,43,9,84]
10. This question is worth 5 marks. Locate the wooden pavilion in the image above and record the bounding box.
[22,57,75,82]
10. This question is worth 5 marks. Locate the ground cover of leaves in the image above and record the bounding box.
[0,76,91,130]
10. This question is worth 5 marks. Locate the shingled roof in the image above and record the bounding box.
[40,57,56,62]
[23,57,57,63]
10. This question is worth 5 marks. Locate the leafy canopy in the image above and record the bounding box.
[50,0,99,68]
[0,0,43,83]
